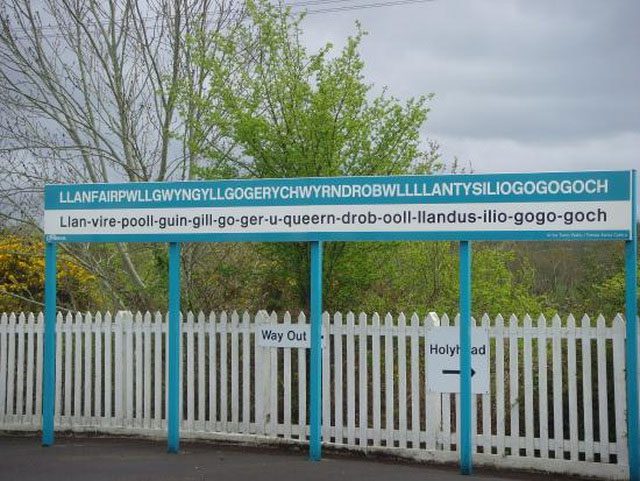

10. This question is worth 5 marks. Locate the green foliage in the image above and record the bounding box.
[471,246,541,316]
[178,0,441,311]
[350,242,541,317]
[183,1,438,179]
[515,239,638,319]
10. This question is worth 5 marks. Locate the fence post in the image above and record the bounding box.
[309,240,323,461]
[42,241,57,446]
[167,241,181,453]
[459,240,472,474]
[625,168,638,481]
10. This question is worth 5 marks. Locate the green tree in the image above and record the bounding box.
[179,0,441,310]
[358,242,541,317]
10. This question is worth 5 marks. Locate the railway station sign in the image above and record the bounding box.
[426,327,490,394]
[44,170,633,243]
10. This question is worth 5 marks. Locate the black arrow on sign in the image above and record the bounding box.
[442,368,476,377]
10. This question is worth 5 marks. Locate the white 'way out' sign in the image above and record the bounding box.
[426,327,490,394]
[256,324,310,348]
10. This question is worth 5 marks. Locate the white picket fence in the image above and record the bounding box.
[0,310,631,479]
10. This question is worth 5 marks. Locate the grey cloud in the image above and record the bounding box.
[302,0,640,146]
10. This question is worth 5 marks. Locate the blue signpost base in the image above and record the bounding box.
[309,241,323,461]
[42,242,57,446]
[459,240,472,475]
[168,242,181,453]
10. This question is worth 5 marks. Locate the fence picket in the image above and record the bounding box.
[523,314,534,457]
[333,312,344,444]
[481,314,491,454]
[253,311,264,435]
[298,312,307,440]
[0,313,7,424]
[495,314,505,457]
[114,312,124,426]
[143,312,152,429]
[384,313,395,448]
[358,312,368,447]
[409,313,420,449]
[6,313,16,424]
[220,311,229,433]
[186,312,195,432]
[95,312,103,421]
[508,314,520,456]
[209,312,218,432]
[471,315,477,453]
[35,313,43,424]
[197,312,206,432]
[230,311,240,433]
[153,312,162,429]
[453,314,460,448]
[73,312,83,424]
[62,312,72,425]
[124,312,134,428]
[283,311,292,439]
[16,314,25,421]
[537,314,549,459]
[567,314,579,461]
[268,311,277,437]
[346,312,356,446]
[596,315,609,461]
[321,312,330,442]
[55,313,63,423]
[241,311,251,434]
[134,312,143,428]
[397,313,408,449]
[441,313,451,451]
[104,312,113,424]
[84,312,93,423]
[425,312,440,451]
[581,315,594,462]
[371,312,381,446]
[612,315,628,467]
[552,314,564,459]
[26,313,35,422]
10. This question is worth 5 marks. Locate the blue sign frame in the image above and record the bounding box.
[41,170,638,479]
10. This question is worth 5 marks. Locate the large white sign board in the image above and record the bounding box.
[426,327,490,394]
[43,171,633,243]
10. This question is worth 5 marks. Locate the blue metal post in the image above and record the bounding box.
[309,240,323,461]
[626,169,639,481]
[459,240,472,474]
[42,241,57,446]
[168,242,181,453]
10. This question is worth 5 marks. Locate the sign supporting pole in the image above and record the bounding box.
[42,241,57,446]
[309,240,323,461]
[626,170,638,481]
[167,242,181,453]
[459,240,472,474]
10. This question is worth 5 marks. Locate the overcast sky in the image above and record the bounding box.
[300,0,639,181]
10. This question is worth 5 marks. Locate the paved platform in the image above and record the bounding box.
[0,434,569,481]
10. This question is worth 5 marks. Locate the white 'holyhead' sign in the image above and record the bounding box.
[426,326,490,394]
